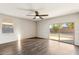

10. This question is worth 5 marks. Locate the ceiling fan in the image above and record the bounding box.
[18,8,48,19]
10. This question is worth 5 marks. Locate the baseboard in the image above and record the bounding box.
[27,37,44,39]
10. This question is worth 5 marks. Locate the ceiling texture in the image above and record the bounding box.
[0,3,79,21]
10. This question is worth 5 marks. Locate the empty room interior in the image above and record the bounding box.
[1,3,79,55]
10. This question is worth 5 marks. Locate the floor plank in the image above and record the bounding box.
[0,39,79,55]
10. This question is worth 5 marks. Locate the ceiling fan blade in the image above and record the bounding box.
[33,16,36,19]
[39,16,44,19]
[39,14,48,16]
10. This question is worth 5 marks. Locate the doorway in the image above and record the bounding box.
[49,22,75,44]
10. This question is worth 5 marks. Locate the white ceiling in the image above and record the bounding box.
[0,3,79,21]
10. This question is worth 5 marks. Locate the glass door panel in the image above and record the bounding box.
[49,22,74,44]
[49,24,60,40]
[60,23,74,44]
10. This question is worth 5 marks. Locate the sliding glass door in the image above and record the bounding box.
[49,22,74,44]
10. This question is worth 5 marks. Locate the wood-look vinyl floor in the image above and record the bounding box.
[0,39,79,55]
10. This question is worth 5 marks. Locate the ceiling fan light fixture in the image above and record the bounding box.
[36,16,39,18]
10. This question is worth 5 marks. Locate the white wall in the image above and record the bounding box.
[1,13,79,45]
[37,13,79,45]
[0,14,36,44]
